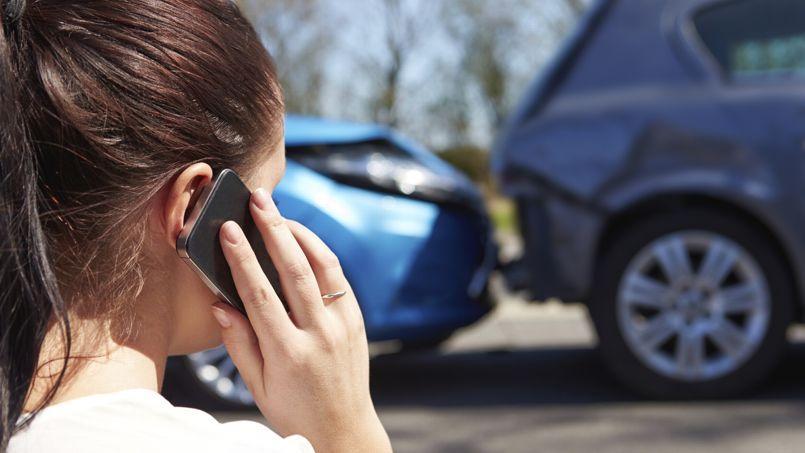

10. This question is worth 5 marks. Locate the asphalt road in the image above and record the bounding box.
[215,288,805,453]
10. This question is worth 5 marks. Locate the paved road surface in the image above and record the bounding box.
[215,289,805,452]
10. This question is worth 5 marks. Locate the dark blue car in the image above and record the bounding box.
[166,116,496,408]
[495,0,805,398]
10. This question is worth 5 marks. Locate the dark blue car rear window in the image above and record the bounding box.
[694,0,805,80]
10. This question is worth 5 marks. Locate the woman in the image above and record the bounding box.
[0,0,392,452]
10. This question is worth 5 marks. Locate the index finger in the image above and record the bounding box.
[249,188,326,329]
[285,220,351,297]
[219,221,295,347]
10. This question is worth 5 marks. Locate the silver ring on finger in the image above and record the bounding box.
[321,290,347,301]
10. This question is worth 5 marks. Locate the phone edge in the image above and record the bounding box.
[175,169,244,312]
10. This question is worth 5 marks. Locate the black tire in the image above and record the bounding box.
[162,356,256,411]
[399,333,453,352]
[589,208,794,399]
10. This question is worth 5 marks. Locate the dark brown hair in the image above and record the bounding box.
[0,0,283,448]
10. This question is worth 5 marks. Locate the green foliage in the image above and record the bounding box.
[438,146,519,233]
[489,196,518,234]
[437,146,490,186]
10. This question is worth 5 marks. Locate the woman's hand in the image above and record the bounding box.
[209,188,392,453]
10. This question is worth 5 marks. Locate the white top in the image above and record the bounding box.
[8,388,313,453]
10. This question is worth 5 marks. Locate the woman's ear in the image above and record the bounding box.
[160,163,214,248]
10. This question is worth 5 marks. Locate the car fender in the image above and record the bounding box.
[597,168,805,312]
[600,167,780,215]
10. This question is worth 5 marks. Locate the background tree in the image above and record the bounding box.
[239,0,331,115]
[352,0,436,127]
[238,0,591,156]
[441,0,592,146]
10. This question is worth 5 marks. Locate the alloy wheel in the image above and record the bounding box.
[616,231,770,382]
[187,346,254,406]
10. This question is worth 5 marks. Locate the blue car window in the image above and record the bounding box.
[694,0,805,81]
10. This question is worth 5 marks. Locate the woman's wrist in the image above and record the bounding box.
[361,410,392,453]
[340,411,391,453]
[316,406,390,453]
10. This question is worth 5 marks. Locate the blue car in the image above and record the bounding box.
[165,116,496,408]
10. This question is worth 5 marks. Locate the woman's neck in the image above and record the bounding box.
[24,301,172,411]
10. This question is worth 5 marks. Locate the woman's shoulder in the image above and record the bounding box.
[9,389,313,453]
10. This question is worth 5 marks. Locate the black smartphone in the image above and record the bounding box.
[176,169,284,316]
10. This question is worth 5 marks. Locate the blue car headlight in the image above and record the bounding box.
[288,140,482,209]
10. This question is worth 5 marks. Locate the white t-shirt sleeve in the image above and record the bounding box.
[164,404,315,452]
[219,419,313,452]
[8,389,314,453]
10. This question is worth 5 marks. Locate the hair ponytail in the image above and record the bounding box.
[0,1,71,450]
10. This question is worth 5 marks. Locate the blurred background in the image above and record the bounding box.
[163,0,805,451]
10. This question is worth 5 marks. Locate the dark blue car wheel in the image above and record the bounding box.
[590,207,793,398]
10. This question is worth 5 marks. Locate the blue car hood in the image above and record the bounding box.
[284,115,473,186]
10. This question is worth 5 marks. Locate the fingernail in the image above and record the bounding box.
[252,188,271,211]
[211,305,231,328]
[221,221,242,245]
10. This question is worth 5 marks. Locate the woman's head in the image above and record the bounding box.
[0,0,284,445]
